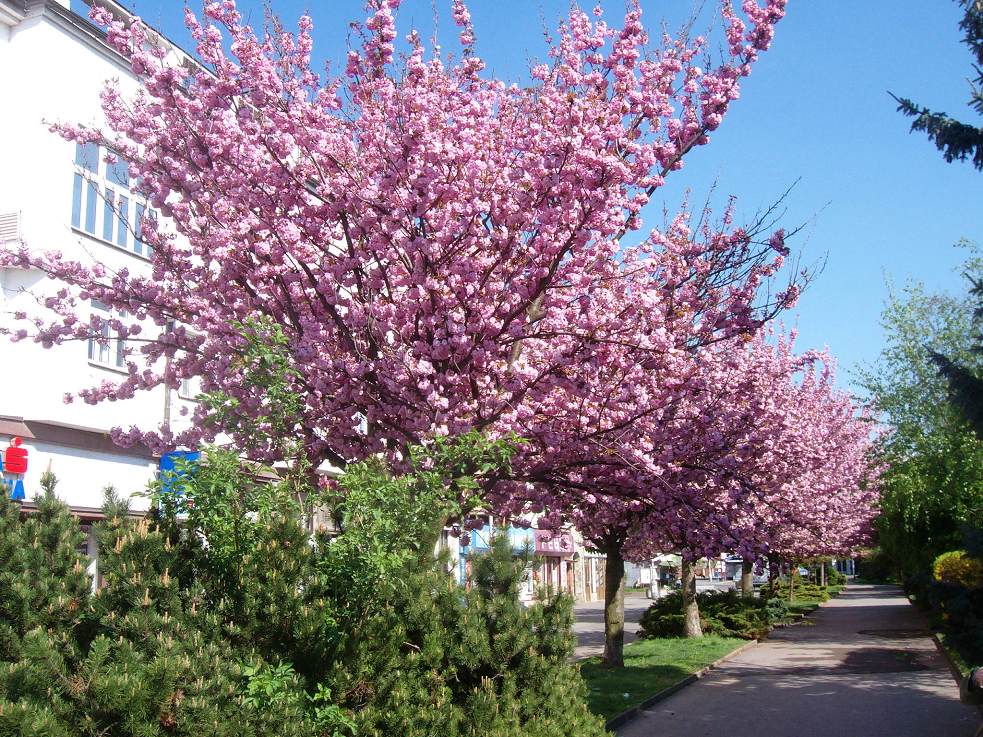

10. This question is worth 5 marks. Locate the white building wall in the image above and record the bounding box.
[0,1,196,508]
[1,434,156,510]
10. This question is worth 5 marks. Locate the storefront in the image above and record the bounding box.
[0,417,158,513]
[533,529,575,596]
[578,551,606,602]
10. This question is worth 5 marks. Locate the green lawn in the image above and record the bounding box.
[579,635,745,721]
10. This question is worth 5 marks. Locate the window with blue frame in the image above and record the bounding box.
[71,142,157,258]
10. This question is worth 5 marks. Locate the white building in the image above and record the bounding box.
[0,0,198,527]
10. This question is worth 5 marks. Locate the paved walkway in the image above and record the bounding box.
[573,594,649,660]
[618,585,981,737]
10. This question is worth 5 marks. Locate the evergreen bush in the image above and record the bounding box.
[332,536,606,737]
[927,545,983,667]
[637,590,774,640]
[764,596,790,623]
[759,580,830,602]
[0,436,607,737]
[0,477,303,737]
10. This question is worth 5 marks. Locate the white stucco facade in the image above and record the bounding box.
[0,0,196,514]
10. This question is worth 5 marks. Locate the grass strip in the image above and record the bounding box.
[934,630,972,678]
[579,635,745,721]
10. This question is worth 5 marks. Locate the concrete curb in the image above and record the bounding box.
[929,627,983,720]
[931,632,968,684]
[603,639,759,732]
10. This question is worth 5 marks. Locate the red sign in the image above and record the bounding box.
[534,529,574,557]
[3,437,27,474]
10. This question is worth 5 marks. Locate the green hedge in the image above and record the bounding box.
[758,580,831,602]
[638,590,778,640]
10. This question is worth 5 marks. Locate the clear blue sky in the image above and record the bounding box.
[78,0,983,395]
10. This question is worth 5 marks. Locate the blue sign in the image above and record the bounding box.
[159,450,200,494]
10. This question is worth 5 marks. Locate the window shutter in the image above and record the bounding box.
[0,211,21,243]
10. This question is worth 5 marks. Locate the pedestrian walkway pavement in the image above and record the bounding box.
[573,594,649,660]
[617,584,981,737]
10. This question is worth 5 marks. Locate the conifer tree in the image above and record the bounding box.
[0,483,312,737]
[0,471,91,662]
[330,535,607,737]
[893,0,983,169]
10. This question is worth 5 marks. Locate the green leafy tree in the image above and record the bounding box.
[859,247,983,580]
[892,0,983,169]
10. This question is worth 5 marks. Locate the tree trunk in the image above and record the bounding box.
[681,558,703,638]
[740,558,755,598]
[820,561,827,588]
[789,563,795,603]
[768,553,780,587]
[602,543,627,667]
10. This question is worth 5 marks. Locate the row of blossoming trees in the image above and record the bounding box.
[0,0,878,666]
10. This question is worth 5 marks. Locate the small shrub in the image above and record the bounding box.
[637,597,687,638]
[827,567,847,586]
[933,550,983,589]
[764,596,789,623]
[759,580,830,602]
[638,590,773,641]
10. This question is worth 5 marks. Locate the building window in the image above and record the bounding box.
[87,300,127,370]
[71,143,156,259]
[178,375,199,401]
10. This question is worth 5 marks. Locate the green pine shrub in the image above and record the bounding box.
[758,580,831,602]
[0,479,306,737]
[827,567,847,587]
[637,590,774,640]
[331,536,606,737]
[0,435,607,737]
